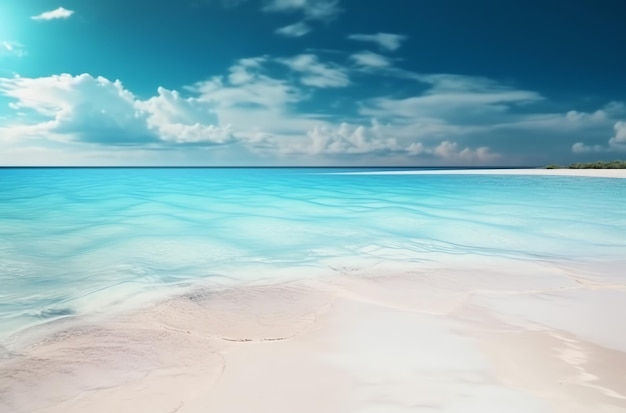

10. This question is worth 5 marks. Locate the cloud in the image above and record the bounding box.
[350,51,393,68]
[31,7,75,21]
[1,41,26,58]
[278,54,349,88]
[186,56,324,147]
[191,57,302,109]
[572,121,626,154]
[264,0,342,20]
[284,121,399,155]
[348,33,407,51]
[360,74,543,122]
[571,142,606,153]
[432,141,499,163]
[0,74,148,144]
[0,73,231,146]
[2,52,625,166]
[136,87,233,144]
[275,21,311,37]
[609,121,626,149]
[273,120,500,165]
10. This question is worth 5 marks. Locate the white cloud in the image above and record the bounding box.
[347,33,407,51]
[495,102,625,133]
[361,76,543,121]
[0,74,231,146]
[0,74,147,144]
[279,54,349,88]
[284,121,399,155]
[186,57,323,145]
[275,21,311,37]
[433,141,499,163]
[571,121,626,154]
[192,57,302,109]
[571,142,606,153]
[264,0,341,20]
[340,71,546,129]
[2,53,624,166]
[31,7,75,21]
[300,0,341,20]
[565,109,606,122]
[611,121,626,144]
[350,51,393,68]
[609,121,626,150]
[136,87,232,144]
[274,120,500,165]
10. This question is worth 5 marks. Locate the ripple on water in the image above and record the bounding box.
[0,168,625,344]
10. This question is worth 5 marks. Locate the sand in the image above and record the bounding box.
[1,169,625,412]
[1,257,626,413]
[337,168,626,178]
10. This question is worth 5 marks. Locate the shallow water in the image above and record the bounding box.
[1,168,625,347]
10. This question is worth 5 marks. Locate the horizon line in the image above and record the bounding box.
[0,165,542,169]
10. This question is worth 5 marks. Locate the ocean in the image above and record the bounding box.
[1,167,625,350]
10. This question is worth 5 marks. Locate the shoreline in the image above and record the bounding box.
[1,257,625,412]
[333,168,626,178]
[1,170,624,412]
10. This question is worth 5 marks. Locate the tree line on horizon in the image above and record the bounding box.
[546,160,626,169]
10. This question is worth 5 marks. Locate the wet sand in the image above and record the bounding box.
[1,256,625,413]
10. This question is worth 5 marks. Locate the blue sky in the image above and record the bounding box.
[0,0,625,166]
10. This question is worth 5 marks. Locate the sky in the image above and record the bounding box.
[0,0,625,166]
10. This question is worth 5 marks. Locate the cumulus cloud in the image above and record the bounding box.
[275,21,311,37]
[31,7,75,21]
[0,74,149,144]
[287,121,398,155]
[347,33,407,51]
[565,109,606,122]
[572,121,626,154]
[0,74,230,146]
[278,54,349,88]
[2,52,624,166]
[432,141,499,163]
[275,120,500,165]
[183,57,327,148]
[136,87,233,144]
[609,121,626,148]
[571,142,606,153]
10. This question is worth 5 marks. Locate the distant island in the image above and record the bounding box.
[546,160,626,169]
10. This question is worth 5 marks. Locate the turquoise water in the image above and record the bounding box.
[1,168,625,345]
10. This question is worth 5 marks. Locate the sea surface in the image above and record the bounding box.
[1,167,625,349]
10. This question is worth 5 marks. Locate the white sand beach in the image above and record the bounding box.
[1,257,626,413]
[338,168,626,179]
[1,169,625,413]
